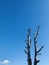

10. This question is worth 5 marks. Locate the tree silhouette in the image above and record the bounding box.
[25,29,32,65]
[34,26,44,65]
[25,26,44,65]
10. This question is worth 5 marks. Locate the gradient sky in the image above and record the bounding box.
[0,0,49,65]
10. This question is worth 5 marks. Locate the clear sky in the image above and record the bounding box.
[0,0,49,65]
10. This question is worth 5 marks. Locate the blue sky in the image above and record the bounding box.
[0,0,49,65]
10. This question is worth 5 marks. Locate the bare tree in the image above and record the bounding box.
[34,26,44,65]
[25,29,32,65]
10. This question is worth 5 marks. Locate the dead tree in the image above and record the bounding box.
[34,26,44,65]
[25,29,32,65]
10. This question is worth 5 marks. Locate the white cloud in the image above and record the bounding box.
[0,59,10,64]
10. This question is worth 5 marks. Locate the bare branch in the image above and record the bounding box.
[25,50,28,54]
[37,53,42,55]
[36,60,40,63]
[34,26,40,40]
[37,46,44,53]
